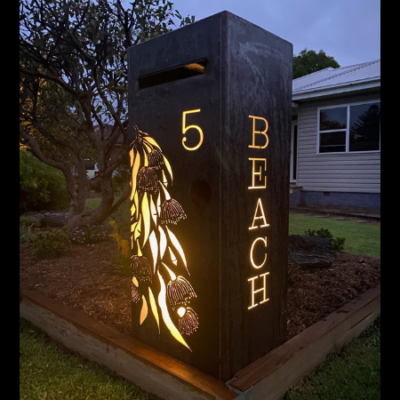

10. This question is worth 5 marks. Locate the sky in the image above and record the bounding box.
[170,0,380,67]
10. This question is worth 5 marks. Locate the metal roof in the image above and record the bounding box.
[292,59,380,98]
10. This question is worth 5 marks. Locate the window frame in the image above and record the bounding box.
[316,100,381,155]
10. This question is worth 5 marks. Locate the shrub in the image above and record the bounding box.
[31,228,71,258]
[304,228,346,252]
[20,215,41,228]
[112,166,130,193]
[19,215,41,243]
[70,223,111,245]
[20,150,70,213]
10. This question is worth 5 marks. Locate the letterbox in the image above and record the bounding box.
[127,11,293,381]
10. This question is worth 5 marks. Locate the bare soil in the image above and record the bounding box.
[20,239,380,340]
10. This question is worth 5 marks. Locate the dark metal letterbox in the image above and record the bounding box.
[128,11,292,381]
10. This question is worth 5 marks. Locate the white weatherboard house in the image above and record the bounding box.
[289,59,380,211]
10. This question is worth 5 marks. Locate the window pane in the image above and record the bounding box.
[319,131,346,153]
[320,131,346,146]
[319,145,346,153]
[320,107,347,130]
[349,102,380,152]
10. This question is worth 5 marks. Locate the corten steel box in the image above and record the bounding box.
[128,11,292,381]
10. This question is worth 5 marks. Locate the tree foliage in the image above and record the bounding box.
[19,0,194,229]
[20,149,70,213]
[293,48,340,79]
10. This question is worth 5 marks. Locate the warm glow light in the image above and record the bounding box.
[248,115,269,149]
[149,231,158,273]
[168,247,178,266]
[131,216,142,242]
[150,196,158,225]
[162,262,177,281]
[134,190,139,219]
[166,226,188,273]
[157,272,191,351]
[161,171,168,188]
[248,158,267,190]
[177,306,186,318]
[143,135,161,150]
[143,142,152,153]
[159,182,171,201]
[149,287,160,333]
[185,63,205,73]
[250,236,267,269]
[182,109,204,151]
[130,152,141,200]
[162,154,173,184]
[142,193,151,245]
[140,295,148,324]
[158,226,167,259]
[156,191,161,215]
[249,198,270,230]
[129,129,198,349]
[248,272,270,310]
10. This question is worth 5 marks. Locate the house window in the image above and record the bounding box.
[318,101,380,153]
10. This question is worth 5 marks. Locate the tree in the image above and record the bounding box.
[293,48,340,79]
[19,0,194,230]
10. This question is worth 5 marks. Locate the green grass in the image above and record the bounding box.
[289,214,380,258]
[85,197,102,210]
[284,317,381,400]
[20,318,157,400]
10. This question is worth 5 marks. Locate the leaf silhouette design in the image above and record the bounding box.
[148,287,160,333]
[140,295,148,325]
[130,129,198,348]
[158,226,167,259]
[149,230,158,273]
[141,193,151,246]
[144,136,162,150]
[150,196,158,226]
[157,272,190,351]
[162,154,173,185]
[130,151,141,201]
[165,226,188,274]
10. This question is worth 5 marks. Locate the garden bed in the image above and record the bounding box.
[19,238,381,340]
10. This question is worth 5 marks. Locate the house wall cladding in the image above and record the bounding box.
[296,90,380,195]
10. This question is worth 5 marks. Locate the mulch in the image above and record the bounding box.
[19,238,380,340]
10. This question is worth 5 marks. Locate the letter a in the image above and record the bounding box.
[249,198,270,230]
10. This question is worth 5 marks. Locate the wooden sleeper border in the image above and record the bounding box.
[20,285,380,400]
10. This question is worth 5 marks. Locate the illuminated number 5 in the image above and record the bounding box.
[182,109,204,151]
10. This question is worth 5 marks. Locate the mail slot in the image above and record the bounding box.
[127,11,293,381]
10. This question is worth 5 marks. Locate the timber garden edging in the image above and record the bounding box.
[20,285,380,400]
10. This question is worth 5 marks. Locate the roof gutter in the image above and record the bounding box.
[292,77,380,101]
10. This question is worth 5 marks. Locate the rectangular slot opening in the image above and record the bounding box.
[138,59,207,90]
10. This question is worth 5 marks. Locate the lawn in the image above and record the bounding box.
[289,214,380,258]
[20,318,156,400]
[284,317,380,400]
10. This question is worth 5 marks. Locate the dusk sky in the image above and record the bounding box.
[171,0,380,68]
